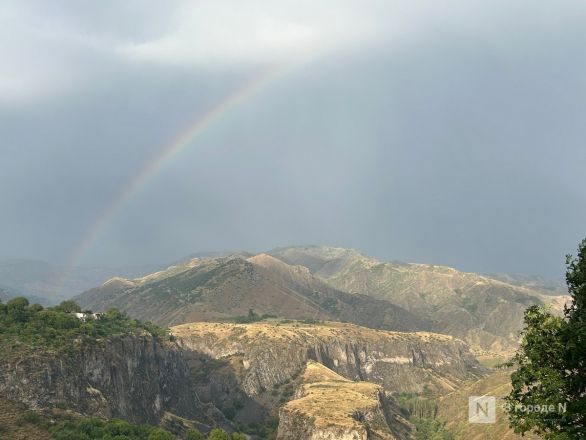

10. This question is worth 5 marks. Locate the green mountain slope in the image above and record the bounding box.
[75,254,431,332]
[270,245,567,354]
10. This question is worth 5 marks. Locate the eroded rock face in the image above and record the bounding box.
[0,333,215,425]
[173,321,484,397]
[277,362,409,440]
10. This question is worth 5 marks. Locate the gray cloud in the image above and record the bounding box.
[0,1,585,278]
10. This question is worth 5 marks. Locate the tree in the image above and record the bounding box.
[54,300,81,314]
[105,308,124,319]
[6,297,29,323]
[186,428,204,440]
[207,428,230,440]
[562,239,586,433]
[147,427,175,440]
[505,239,586,439]
[231,433,247,440]
[29,303,44,314]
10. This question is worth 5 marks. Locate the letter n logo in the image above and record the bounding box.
[469,396,496,423]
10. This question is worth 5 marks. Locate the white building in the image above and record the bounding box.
[73,312,103,322]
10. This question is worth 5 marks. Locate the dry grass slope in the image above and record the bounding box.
[278,361,405,439]
[0,399,52,440]
[287,361,382,429]
[437,370,540,440]
[173,320,482,398]
[270,245,569,355]
[172,320,454,345]
[76,255,430,333]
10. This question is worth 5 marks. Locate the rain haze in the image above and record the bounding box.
[1,0,585,278]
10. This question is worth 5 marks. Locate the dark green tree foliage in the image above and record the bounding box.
[147,427,175,440]
[0,298,168,352]
[396,395,437,419]
[563,239,586,424]
[6,297,29,323]
[207,428,231,440]
[411,418,454,440]
[185,428,204,440]
[505,239,586,439]
[50,417,173,440]
[53,300,82,313]
[232,308,277,324]
[48,416,246,440]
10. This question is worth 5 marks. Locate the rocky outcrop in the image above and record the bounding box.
[277,362,410,440]
[173,321,484,397]
[0,332,222,427]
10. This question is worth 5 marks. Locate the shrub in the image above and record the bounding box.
[16,410,41,426]
[186,428,204,439]
[0,298,169,353]
[148,427,175,440]
[207,428,230,440]
[50,416,174,440]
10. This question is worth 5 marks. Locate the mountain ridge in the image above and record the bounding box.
[269,245,568,354]
[73,245,569,354]
[75,254,430,332]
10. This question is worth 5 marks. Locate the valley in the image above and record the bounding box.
[0,245,572,439]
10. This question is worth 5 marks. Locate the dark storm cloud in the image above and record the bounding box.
[0,0,585,277]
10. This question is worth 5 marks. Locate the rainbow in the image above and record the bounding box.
[59,62,289,290]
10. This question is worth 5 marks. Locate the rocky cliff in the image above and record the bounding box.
[277,361,410,440]
[173,321,484,398]
[0,332,221,427]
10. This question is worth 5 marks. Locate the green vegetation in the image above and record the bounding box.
[395,394,438,420]
[232,309,277,324]
[16,410,42,426]
[0,298,168,353]
[278,384,295,404]
[237,417,279,439]
[205,429,246,440]
[505,238,586,439]
[411,418,454,440]
[186,428,204,440]
[14,415,174,440]
[50,419,246,440]
[13,410,247,440]
[395,393,453,439]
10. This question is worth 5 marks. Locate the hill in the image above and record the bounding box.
[0,299,230,435]
[277,361,410,440]
[437,370,539,440]
[0,258,162,304]
[75,254,431,332]
[0,399,53,440]
[485,273,567,296]
[172,320,483,397]
[270,245,568,354]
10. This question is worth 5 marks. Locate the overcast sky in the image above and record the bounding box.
[1,0,585,277]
